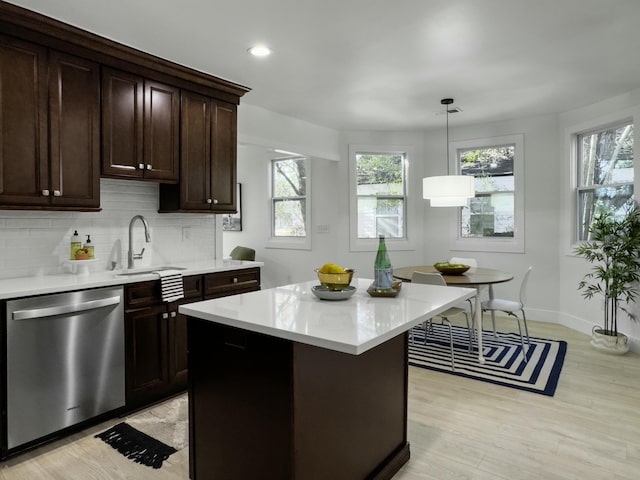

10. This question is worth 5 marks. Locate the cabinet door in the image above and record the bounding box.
[167,299,191,389]
[179,90,211,209]
[102,67,144,179]
[0,35,49,206]
[48,51,100,208]
[144,80,179,182]
[125,304,170,408]
[210,101,237,212]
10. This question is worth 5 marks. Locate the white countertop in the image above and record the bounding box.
[180,278,476,355]
[0,260,263,300]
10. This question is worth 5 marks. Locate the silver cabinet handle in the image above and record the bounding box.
[12,296,121,321]
[146,164,152,170]
[206,198,212,204]
[162,312,169,319]
[42,189,50,196]
[53,190,61,197]
[213,199,218,204]
[170,311,177,318]
[233,277,238,284]
[138,163,145,170]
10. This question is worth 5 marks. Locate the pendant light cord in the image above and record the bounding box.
[441,98,454,175]
[446,103,450,174]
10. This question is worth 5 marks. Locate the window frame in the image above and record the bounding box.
[348,144,417,252]
[266,156,312,250]
[449,134,525,253]
[575,120,634,242]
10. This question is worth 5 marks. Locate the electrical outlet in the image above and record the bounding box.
[182,227,192,241]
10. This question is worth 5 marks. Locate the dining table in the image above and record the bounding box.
[393,265,513,364]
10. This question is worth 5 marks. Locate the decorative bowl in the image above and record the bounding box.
[315,268,355,291]
[434,263,470,275]
[312,285,357,301]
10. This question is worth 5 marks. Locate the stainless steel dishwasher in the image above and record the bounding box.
[5,286,125,450]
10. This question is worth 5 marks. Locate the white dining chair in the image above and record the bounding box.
[481,266,533,363]
[449,257,478,314]
[449,257,477,267]
[411,271,473,370]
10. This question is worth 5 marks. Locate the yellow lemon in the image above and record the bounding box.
[328,264,345,274]
[319,263,345,274]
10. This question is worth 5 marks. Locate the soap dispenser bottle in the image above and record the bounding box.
[70,230,81,260]
[84,235,94,259]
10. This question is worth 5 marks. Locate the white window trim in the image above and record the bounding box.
[565,111,636,254]
[348,144,417,252]
[575,119,634,242]
[265,157,312,250]
[449,134,525,253]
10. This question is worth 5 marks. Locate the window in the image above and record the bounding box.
[577,122,634,241]
[450,134,524,253]
[269,156,311,249]
[354,151,407,239]
[460,145,515,238]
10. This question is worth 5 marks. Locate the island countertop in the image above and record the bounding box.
[179,277,476,355]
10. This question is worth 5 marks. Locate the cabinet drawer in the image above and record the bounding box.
[125,280,161,309]
[183,275,204,300]
[204,268,260,299]
[125,275,203,309]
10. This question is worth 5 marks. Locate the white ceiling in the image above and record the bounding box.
[8,0,640,131]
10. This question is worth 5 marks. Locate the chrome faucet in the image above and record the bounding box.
[128,215,151,269]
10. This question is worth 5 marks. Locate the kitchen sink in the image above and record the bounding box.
[115,266,187,276]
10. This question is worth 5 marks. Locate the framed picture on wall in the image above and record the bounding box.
[222,183,242,231]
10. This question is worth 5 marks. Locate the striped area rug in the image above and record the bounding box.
[408,324,567,396]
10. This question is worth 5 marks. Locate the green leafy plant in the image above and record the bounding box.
[575,204,640,336]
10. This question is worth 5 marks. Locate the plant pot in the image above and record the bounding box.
[590,326,629,355]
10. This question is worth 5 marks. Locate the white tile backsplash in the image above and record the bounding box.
[0,178,217,279]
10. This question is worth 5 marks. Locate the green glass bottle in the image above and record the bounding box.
[374,235,393,291]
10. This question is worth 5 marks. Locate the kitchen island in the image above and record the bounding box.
[180,278,475,480]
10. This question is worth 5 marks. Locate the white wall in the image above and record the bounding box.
[0,179,217,279]
[557,89,640,348]
[225,131,427,289]
[424,114,562,319]
[238,103,340,161]
[229,90,640,352]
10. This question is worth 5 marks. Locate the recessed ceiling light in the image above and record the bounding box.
[248,45,272,57]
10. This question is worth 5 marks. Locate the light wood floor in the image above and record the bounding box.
[1,317,639,479]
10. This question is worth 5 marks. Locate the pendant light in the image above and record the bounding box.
[422,98,475,207]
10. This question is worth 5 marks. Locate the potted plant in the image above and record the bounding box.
[575,204,640,354]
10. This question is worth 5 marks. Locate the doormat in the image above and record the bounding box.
[95,393,187,469]
[408,324,567,396]
[95,422,177,469]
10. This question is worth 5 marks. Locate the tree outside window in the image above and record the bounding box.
[459,145,515,238]
[355,152,406,239]
[271,157,308,237]
[577,122,634,241]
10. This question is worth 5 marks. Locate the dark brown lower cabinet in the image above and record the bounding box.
[125,269,260,410]
[125,302,171,409]
[188,320,410,480]
[124,276,202,409]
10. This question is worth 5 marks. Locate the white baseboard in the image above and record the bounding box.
[525,307,640,354]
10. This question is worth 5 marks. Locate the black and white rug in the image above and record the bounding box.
[409,324,567,396]
[95,393,187,469]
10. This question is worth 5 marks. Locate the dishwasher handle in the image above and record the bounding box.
[12,295,122,321]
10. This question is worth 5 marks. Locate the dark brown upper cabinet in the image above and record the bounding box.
[0,1,249,212]
[159,91,237,213]
[0,35,100,210]
[102,68,179,183]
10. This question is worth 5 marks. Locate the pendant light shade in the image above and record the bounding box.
[422,98,475,207]
[422,175,475,207]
